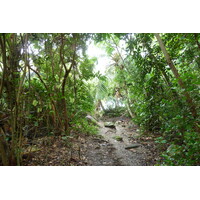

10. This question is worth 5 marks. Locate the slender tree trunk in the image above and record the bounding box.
[0,34,7,98]
[125,88,135,118]
[142,37,181,100]
[154,33,198,120]
[28,65,62,131]
[61,64,73,134]
[0,34,20,165]
[60,34,77,134]
[0,128,9,166]
[73,65,77,104]
[99,100,105,112]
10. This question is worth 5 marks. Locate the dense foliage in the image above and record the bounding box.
[99,33,200,165]
[0,33,199,165]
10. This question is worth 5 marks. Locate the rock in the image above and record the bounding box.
[86,115,101,127]
[125,144,141,149]
[115,120,123,125]
[104,122,116,129]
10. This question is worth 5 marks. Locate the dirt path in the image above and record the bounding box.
[84,117,157,166]
[22,116,160,166]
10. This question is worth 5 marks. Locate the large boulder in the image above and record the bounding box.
[86,115,101,127]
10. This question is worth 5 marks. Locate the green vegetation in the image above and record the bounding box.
[113,136,123,141]
[0,33,199,165]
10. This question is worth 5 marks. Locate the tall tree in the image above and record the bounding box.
[154,33,198,122]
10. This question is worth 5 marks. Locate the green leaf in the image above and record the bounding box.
[37,107,42,112]
[32,100,38,106]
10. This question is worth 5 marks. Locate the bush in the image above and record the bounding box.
[71,118,98,135]
[160,131,200,166]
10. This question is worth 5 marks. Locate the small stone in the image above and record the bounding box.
[104,122,116,129]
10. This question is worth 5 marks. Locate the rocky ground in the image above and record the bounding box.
[23,116,162,166]
[83,116,161,166]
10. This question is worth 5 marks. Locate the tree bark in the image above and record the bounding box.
[0,34,7,98]
[0,128,9,166]
[60,34,77,134]
[125,88,135,118]
[99,100,105,112]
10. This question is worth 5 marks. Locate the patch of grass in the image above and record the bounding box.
[113,136,123,141]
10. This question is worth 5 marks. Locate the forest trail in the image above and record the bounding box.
[23,116,160,166]
[84,117,159,166]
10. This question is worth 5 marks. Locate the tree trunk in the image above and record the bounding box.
[29,65,62,131]
[60,33,77,134]
[0,34,7,99]
[0,129,9,166]
[99,100,105,112]
[154,33,198,120]
[125,88,135,118]
[141,37,181,101]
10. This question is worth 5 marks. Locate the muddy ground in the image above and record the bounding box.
[23,116,161,166]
